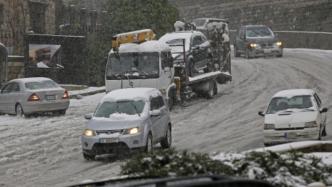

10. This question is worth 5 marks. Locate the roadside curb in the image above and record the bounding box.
[69,88,105,99]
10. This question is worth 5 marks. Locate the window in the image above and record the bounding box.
[25,80,59,90]
[314,94,322,108]
[192,36,203,46]
[161,52,173,69]
[94,100,145,118]
[266,95,313,114]
[1,82,19,93]
[150,96,165,110]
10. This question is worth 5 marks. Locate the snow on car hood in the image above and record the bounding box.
[87,116,144,131]
[264,110,318,128]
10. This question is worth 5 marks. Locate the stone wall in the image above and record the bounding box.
[0,0,58,54]
[169,0,332,32]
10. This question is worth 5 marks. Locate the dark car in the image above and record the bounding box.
[159,31,212,77]
[234,25,283,58]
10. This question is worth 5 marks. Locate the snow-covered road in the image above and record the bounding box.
[0,48,331,186]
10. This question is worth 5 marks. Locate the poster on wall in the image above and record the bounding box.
[28,44,63,69]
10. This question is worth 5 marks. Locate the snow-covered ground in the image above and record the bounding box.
[0,48,332,186]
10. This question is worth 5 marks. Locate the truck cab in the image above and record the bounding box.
[105,31,176,107]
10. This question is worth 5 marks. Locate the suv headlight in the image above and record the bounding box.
[305,121,318,128]
[264,123,275,130]
[123,127,140,135]
[275,41,283,47]
[83,129,96,137]
[249,43,258,48]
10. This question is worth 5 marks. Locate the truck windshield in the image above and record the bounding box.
[94,100,145,118]
[266,95,313,114]
[106,52,159,79]
[246,27,273,38]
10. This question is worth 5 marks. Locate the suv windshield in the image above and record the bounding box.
[94,100,145,118]
[246,26,273,38]
[25,80,59,90]
[107,52,159,79]
[266,95,313,114]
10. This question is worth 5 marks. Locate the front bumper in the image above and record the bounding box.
[249,47,282,57]
[23,99,70,114]
[264,127,320,145]
[81,133,145,155]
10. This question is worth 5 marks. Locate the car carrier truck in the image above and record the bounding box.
[105,29,231,109]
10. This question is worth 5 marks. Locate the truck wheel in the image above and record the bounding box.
[161,125,172,149]
[206,81,216,99]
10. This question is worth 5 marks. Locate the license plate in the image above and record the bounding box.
[264,49,272,53]
[100,138,117,143]
[46,95,56,100]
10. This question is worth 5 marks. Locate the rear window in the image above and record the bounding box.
[25,80,59,90]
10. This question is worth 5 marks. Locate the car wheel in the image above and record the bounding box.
[58,109,66,115]
[145,133,153,153]
[15,104,24,117]
[83,152,95,161]
[161,125,172,149]
[276,53,283,58]
[234,46,240,57]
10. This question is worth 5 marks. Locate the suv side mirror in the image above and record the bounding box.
[320,108,328,113]
[84,113,93,120]
[258,111,265,117]
[150,109,161,116]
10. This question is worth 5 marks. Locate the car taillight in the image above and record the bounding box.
[28,93,40,102]
[62,90,69,99]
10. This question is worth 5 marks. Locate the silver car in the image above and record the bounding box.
[81,88,172,160]
[0,77,70,116]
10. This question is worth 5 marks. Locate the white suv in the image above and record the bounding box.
[81,88,172,160]
[259,89,328,146]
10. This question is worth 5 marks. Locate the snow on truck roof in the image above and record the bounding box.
[103,88,161,102]
[111,40,170,53]
[272,89,315,98]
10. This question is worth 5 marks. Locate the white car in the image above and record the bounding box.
[259,89,328,146]
[81,88,172,160]
[0,77,70,116]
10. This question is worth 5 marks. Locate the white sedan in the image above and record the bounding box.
[258,89,328,146]
[0,77,70,117]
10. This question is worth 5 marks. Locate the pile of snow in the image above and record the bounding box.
[109,113,141,121]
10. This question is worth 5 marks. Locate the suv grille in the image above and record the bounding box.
[261,43,273,48]
[96,130,123,135]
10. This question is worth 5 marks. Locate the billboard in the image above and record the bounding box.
[24,34,87,84]
[28,44,62,69]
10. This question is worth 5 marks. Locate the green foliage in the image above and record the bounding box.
[121,149,332,187]
[107,0,179,38]
[63,0,178,86]
[121,148,235,177]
